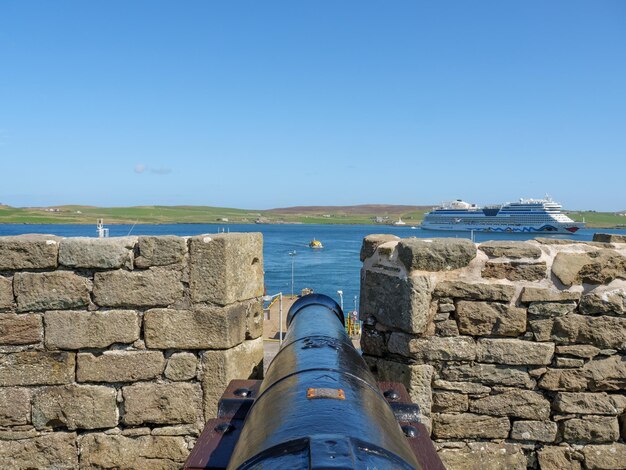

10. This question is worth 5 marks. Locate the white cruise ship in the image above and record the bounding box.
[421,197,585,234]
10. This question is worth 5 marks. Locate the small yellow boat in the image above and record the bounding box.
[309,238,324,249]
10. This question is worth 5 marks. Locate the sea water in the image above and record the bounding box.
[1,223,625,310]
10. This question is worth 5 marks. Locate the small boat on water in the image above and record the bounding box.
[309,238,324,249]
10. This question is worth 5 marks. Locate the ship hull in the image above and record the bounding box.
[420,223,583,234]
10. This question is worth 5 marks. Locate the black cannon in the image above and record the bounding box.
[185,293,444,469]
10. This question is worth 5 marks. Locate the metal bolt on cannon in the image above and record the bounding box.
[185,293,445,469]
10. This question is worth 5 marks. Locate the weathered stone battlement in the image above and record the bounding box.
[360,234,626,470]
[0,233,264,469]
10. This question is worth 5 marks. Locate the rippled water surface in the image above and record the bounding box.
[1,224,625,308]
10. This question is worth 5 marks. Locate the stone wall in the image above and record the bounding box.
[0,233,264,469]
[360,234,626,470]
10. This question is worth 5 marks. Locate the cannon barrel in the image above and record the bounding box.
[229,293,420,469]
[185,293,444,469]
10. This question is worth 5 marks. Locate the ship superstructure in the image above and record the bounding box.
[421,197,584,233]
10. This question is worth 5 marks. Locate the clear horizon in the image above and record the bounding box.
[1,1,625,211]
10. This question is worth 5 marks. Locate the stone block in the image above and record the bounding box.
[553,392,623,415]
[0,313,42,345]
[164,352,197,381]
[201,338,263,418]
[432,413,510,439]
[583,443,626,470]
[366,357,434,419]
[151,425,200,436]
[360,326,387,356]
[529,301,577,316]
[537,446,582,470]
[0,388,31,425]
[432,379,491,394]
[435,319,459,336]
[557,344,600,359]
[123,382,202,426]
[59,236,136,269]
[529,366,548,378]
[44,309,140,349]
[388,333,476,361]
[32,384,117,430]
[511,420,557,442]
[469,389,550,420]
[539,368,589,391]
[77,351,164,383]
[530,318,556,341]
[521,286,582,303]
[0,234,60,270]
[434,281,515,302]
[456,301,526,336]
[552,250,626,286]
[188,233,263,305]
[432,392,468,413]
[360,270,433,334]
[556,357,585,368]
[438,442,526,470]
[135,235,187,268]
[122,428,151,437]
[476,338,554,365]
[0,276,13,309]
[593,233,626,243]
[562,416,620,443]
[551,314,626,349]
[583,355,626,391]
[0,432,77,469]
[580,288,626,315]
[93,268,183,308]
[79,434,188,469]
[482,261,547,281]
[246,298,263,340]
[14,271,90,312]
[144,300,260,349]
[0,351,75,386]
[360,234,400,261]
[397,238,476,272]
[479,240,542,259]
[440,363,535,388]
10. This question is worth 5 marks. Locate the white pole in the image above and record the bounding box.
[337,290,343,312]
[279,293,283,345]
[289,251,296,298]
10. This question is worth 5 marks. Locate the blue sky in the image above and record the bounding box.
[1,1,625,210]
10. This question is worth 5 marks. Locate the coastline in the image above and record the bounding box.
[0,205,623,228]
[0,221,624,229]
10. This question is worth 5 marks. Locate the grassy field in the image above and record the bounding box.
[0,204,429,226]
[567,211,626,228]
[0,204,622,228]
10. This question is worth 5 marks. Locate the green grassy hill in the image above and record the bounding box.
[0,205,258,224]
[567,211,626,228]
[0,204,429,225]
[0,204,621,227]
